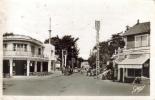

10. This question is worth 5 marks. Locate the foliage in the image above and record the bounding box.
[44,35,79,67]
[108,33,125,56]
[88,32,125,69]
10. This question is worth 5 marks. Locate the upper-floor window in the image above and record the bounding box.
[135,34,149,48]
[24,44,27,52]
[31,45,35,54]
[3,44,7,48]
[13,43,27,51]
[13,43,16,51]
[38,48,41,55]
[51,50,53,56]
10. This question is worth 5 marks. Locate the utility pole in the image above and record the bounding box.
[61,49,67,74]
[95,20,100,78]
[62,50,64,68]
[62,50,67,67]
[48,17,52,72]
[64,50,67,67]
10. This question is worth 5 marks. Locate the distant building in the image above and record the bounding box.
[3,34,56,77]
[113,20,150,82]
[81,61,90,70]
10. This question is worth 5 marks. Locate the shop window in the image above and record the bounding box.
[128,69,141,77]
[128,69,135,77]
[135,69,141,77]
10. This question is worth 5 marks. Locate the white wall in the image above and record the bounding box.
[43,44,55,60]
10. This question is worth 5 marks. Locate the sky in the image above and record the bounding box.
[1,0,155,59]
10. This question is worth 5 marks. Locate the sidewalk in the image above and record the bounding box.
[3,71,63,81]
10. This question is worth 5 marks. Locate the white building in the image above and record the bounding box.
[113,21,150,83]
[43,44,56,72]
[3,34,56,77]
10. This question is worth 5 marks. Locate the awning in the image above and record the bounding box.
[118,54,149,69]
[118,64,142,69]
[115,57,125,64]
[114,54,126,64]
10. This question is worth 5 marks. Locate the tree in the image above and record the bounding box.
[44,35,79,68]
[88,32,125,70]
[108,32,125,56]
[88,53,96,69]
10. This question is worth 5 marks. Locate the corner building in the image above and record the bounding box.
[3,34,55,77]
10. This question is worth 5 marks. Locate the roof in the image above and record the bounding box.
[115,57,125,64]
[3,34,43,46]
[118,54,149,65]
[123,22,150,36]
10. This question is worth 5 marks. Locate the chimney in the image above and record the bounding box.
[137,19,139,24]
[126,25,129,31]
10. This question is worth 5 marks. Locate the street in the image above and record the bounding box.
[3,72,149,96]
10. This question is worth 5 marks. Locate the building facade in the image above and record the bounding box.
[113,21,150,82]
[3,34,56,77]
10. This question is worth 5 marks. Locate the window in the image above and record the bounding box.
[13,43,16,51]
[24,44,27,52]
[13,43,27,51]
[3,44,7,49]
[17,44,20,51]
[128,69,141,77]
[135,69,141,77]
[128,69,135,77]
[127,36,135,49]
[51,50,53,56]
[148,34,150,46]
[38,48,41,55]
[135,34,149,47]
[135,36,141,47]
[141,35,147,46]
[31,45,35,54]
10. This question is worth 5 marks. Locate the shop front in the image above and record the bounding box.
[117,54,149,83]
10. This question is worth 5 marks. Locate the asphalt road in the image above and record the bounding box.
[3,73,150,96]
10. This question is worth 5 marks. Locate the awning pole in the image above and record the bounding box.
[141,65,143,77]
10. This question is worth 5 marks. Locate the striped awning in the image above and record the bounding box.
[118,54,149,69]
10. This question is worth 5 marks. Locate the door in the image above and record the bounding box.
[120,68,123,82]
[14,60,26,75]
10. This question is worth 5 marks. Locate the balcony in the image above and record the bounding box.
[112,46,150,59]
[3,50,44,58]
[123,46,150,54]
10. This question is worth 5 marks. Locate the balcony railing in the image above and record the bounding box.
[112,46,150,58]
[123,46,150,54]
[3,50,44,58]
